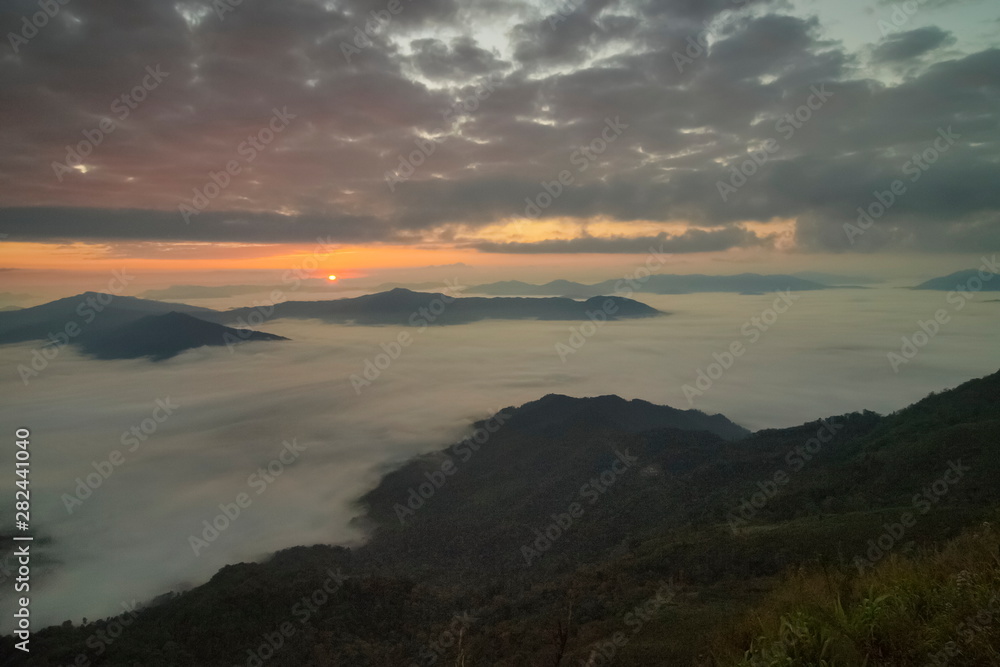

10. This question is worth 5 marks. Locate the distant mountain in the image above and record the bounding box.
[0,289,661,362]
[0,291,32,306]
[0,294,285,361]
[0,292,218,345]
[216,287,663,325]
[78,311,288,361]
[372,281,454,292]
[471,273,829,296]
[791,271,879,286]
[912,269,1000,291]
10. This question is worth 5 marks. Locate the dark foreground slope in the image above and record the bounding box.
[4,371,999,666]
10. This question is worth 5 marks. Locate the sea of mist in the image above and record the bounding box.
[0,287,997,631]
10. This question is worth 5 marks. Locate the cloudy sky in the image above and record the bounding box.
[0,0,998,286]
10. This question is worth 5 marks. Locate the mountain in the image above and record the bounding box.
[0,289,661,361]
[791,271,879,286]
[501,393,749,441]
[471,273,829,296]
[215,288,662,326]
[8,370,999,665]
[372,281,454,292]
[0,292,218,345]
[0,294,286,361]
[912,268,1000,291]
[77,311,288,361]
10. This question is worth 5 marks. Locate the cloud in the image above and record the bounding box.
[0,0,997,254]
[472,227,774,253]
[872,27,954,63]
[0,207,388,243]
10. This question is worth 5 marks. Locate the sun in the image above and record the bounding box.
[327,274,337,281]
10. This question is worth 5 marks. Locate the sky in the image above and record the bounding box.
[0,0,999,291]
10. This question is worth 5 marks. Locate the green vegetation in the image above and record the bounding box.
[716,522,1000,666]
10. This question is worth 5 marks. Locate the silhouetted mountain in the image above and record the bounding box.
[372,281,451,292]
[791,271,879,286]
[0,289,661,360]
[6,365,999,665]
[912,268,1000,291]
[0,294,284,361]
[216,288,662,325]
[78,311,288,361]
[0,292,218,345]
[504,393,749,441]
[471,273,829,296]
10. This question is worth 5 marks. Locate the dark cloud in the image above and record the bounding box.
[472,227,774,253]
[410,36,507,80]
[0,207,387,244]
[872,27,953,62]
[0,0,997,254]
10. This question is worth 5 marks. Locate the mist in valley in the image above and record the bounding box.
[0,287,997,631]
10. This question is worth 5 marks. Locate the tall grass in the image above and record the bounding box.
[712,520,1000,666]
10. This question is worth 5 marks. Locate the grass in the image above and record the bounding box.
[710,519,1000,666]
